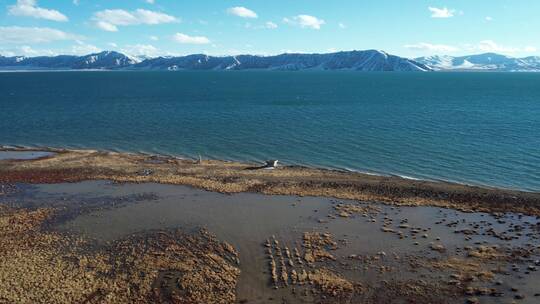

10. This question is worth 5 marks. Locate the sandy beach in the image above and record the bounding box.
[1,148,540,303]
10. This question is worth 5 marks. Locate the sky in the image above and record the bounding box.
[0,0,539,58]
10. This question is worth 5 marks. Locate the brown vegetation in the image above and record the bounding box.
[2,148,540,215]
[0,205,240,304]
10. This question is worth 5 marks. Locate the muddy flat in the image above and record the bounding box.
[1,180,539,304]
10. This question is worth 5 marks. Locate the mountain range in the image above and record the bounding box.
[415,53,540,72]
[1,50,540,72]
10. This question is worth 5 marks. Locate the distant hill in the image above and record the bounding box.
[0,50,430,72]
[0,51,138,70]
[415,53,540,71]
[133,50,431,71]
[3,50,539,72]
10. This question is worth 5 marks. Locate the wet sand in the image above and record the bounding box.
[1,181,539,303]
[1,148,540,216]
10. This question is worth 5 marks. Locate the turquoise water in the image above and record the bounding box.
[0,71,539,191]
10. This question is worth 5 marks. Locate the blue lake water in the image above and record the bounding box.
[0,71,539,191]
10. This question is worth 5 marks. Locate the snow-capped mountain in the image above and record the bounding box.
[5,50,539,72]
[0,51,137,70]
[134,50,431,71]
[0,50,430,72]
[416,53,540,71]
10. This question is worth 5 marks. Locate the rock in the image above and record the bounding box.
[430,244,446,253]
[466,297,479,304]
[381,227,394,233]
[338,211,351,218]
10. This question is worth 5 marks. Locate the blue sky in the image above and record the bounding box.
[0,0,538,58]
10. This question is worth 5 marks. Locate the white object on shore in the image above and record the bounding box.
[265,160,279,169]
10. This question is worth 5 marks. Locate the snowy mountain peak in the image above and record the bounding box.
[415,53,540,72]
[3,50,540,72]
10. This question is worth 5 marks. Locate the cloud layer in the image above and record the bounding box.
[8,0,68,22]
[404,42,459,53]
[227,7,258,18]
[405,40,537,55]
[0,26,79,44]
[284,15,325,29]
[93,9,178,32]
[429,7,455,18]
[173,33,210,44]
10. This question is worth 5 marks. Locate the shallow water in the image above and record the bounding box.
[1,72,540,191]
[6,181,539,303]
[0,150,54,160]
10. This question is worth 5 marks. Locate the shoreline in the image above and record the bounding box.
[2,147,540,216]
[1,144,530,193]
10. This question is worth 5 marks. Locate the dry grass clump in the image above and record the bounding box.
[307,268,360,300]
[333,203,381,218]
[367,279,461,304]
[0,207,112,303]
[467,246,505,260]
[0,206,240,304]
[302,232,338,263]
[429,258,495,282]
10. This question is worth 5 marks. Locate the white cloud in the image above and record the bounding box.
[406,40,537,55]
[0,40,101,57]
[93,9,178,32]
[338,22,347,29]
[71,40,101,55]
[284,15,325,30]
[149,35,159,41]
[8,0,68,22]
[173,33,210,44]
[19,45,39,55]
[265,21,278,29]
[428,7,455,18]
[108,42,118,48]
[95,21,119,32]
[73,0,79,5]
[0,26,80,44]
[145,0,155,4]
[227,6,258,18]
[121,44,160,57]
[0,45,56,57]
[473,40,520,53]
[485,16,493,22]
[245,21,278,30]
[404,42,460,53]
